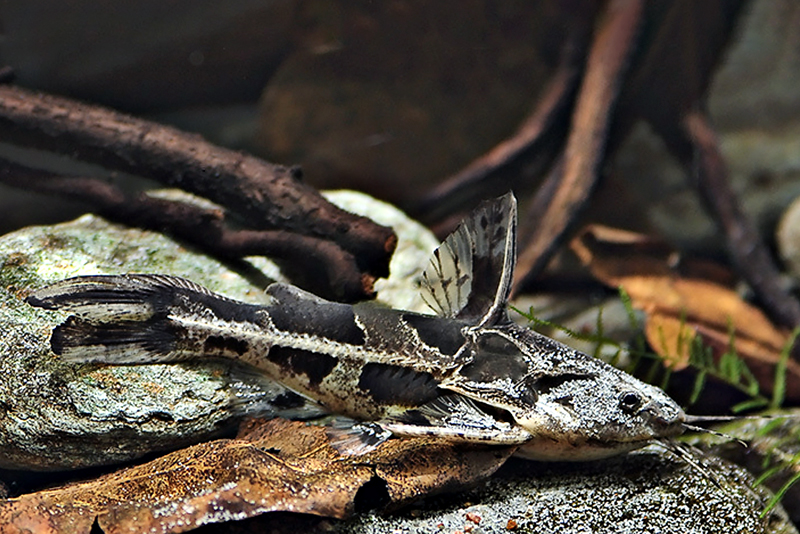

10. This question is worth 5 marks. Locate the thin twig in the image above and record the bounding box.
[681,111,800,329]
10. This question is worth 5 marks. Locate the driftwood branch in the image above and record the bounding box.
[0,158,372,300]
[0,85,397,301]
[679,111,800,328]
[513,0,645,294]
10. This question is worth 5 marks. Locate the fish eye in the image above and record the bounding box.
[618,391,643,414]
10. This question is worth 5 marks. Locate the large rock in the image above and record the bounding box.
[333,448,796,534]
[0,190,435,470]
[0,213,304,470]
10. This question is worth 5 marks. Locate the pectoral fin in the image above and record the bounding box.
[326,419,394,456]
[328,394,531,456]
[420,193,517,328]
[383,394,532,445]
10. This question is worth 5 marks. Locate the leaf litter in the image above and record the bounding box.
[571,224,800,402]
[0,418,514,534]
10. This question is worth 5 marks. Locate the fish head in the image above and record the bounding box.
[512,364,686,460]
[446,325,686,460]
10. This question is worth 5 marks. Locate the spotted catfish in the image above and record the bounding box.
[27,194,689,460]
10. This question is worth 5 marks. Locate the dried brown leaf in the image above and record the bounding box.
[572,224,800,399]
[0,419,514,534]
[644,314,695,366]
[624,276,787,354]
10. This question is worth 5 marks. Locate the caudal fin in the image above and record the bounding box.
[27,274,263,364]
[49,315,181,363]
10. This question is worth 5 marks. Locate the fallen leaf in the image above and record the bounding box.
[570,224,737,285]
[571,224,800,400]
[0,419,514,534]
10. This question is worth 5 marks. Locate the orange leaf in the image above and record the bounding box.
[572,224,797,399]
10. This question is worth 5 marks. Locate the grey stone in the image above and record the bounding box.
[335,448,796,534]
[777,195,800,281]
[0,190,436,470]
[0,214,304,470]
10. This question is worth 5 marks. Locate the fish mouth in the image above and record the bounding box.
[649,414,687,439]
[657,415,757,486]
[634,402,687,439]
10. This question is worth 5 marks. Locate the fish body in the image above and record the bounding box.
[28,194,686,460]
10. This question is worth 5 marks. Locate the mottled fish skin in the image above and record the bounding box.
[27,193,688,460]
[30,274,467,421]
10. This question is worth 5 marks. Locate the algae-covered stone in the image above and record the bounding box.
[0,190,437,470]
[0,191,435,470]
[0,214,303,470]
[335,448,796,534]
[689,409,800,526]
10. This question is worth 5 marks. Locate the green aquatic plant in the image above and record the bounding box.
[517,288,794,413]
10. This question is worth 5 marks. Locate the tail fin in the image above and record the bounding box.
[27,274,263,364]
[49,315,181,363]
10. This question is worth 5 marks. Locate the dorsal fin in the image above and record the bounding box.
[420,193,517,327]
